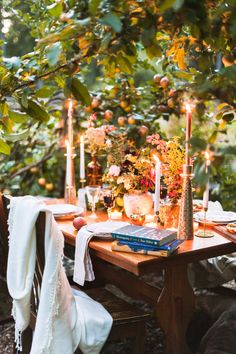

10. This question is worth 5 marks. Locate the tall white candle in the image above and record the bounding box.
[203,152,211,210]
[154,155,161,213]
[68,99,73,147]
[65,140,72,186]
[80,135,85,180]
[185,103,192,165]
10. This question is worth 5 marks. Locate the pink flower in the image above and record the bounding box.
[108,165,121,177]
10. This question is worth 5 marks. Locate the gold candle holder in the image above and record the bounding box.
[64,146,77,205]
[177,164,194,240]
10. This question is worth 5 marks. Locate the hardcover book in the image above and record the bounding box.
[111,239,183,257]
[111,224,177,246]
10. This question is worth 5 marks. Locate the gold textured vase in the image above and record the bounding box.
[177,165,194,240]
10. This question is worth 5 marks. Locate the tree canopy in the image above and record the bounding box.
[0,0,236,209]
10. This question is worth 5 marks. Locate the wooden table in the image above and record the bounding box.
[58,211,236,354]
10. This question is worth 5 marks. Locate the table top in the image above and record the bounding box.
[58,210,236,276]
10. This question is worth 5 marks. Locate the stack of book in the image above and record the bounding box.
[111,224,183,257]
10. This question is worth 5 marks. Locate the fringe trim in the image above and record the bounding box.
[40,228,64,353]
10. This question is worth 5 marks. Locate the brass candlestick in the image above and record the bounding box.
[178,164,194,240]
[64,146,77,205]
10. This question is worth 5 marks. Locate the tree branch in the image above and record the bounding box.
[11,56,85,93]
[9,144,57,180]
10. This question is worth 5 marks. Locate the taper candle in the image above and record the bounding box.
[80,135,85,180]
[185,103,192,165]
[203,152,211,210]
[68,99,73,147]
[154,155,161,213]
[65,140,72,186]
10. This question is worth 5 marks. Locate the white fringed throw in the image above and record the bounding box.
[7,196,112,354]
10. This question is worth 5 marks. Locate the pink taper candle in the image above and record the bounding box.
[185,103,192,165]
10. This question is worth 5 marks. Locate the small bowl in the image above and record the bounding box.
[130,213,145,226]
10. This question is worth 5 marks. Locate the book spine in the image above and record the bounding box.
[111,241,171,257]
[112,233,159,246]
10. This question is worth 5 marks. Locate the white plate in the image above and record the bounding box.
[194,211,236,224]
[47,204,84,216]
[86,221,130,238]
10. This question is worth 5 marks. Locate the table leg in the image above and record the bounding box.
[156,264,195,354]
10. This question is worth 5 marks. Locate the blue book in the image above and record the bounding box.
[111,224,177,246]
[111,239,183,257]
[117,239,183,251]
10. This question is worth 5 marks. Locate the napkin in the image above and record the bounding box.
[73,221,130,286]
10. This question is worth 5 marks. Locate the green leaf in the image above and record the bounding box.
[47,2,63,17]
[3,56,21,69]
[146,44,162,59]
[9,110,29,123]
[3,129,30,142]
[22,99,49,122]
[71,78,91,105]
[159,0,176,12]
[116,56,132,74]
[189,136,207,151]
[35,86,57,98]
[0,139,10,155]
[100,12,122,33]
[89,0,101,15]
[47,43,62,66]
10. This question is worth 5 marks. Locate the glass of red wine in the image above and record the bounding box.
[103,188,114,220]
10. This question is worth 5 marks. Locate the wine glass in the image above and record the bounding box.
[103,188,114,220]
[86,185,101,219]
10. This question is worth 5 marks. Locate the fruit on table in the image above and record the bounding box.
[73,217,87,230]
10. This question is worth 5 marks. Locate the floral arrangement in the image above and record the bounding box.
[103,132,185,206]
[84,125,116,156]
[146,134,185,203]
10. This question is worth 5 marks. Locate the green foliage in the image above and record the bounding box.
[0,0,235,207]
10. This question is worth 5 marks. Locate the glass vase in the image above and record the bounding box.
[87,155,102,186]
[159,201,180,229]
[124,190,153,217]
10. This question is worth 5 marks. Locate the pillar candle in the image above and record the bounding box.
[185,103,192,165]
[154,156,161,213]
[80,135,85,180]
[65,140,72,186]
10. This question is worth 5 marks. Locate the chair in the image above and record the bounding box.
[0,193,12,324]
[2,195,149,354]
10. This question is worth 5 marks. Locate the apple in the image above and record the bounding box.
[128,116,136,125]
[85,106,92,113]
[159,76,169,88]
[120,100,129,109]
[117,116,127,126]
[91,98,101,108]
[104,109,113,121]
[30,167,39,174]
[153,74,162,84]
[73,217,87,230]
[138,125,149,136]
[45,183,54,191]
[38,178,46,186]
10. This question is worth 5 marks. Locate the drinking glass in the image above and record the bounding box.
[86,185,101,218]
[102,188,114,220]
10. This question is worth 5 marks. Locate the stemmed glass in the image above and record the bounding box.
[86,185,101,219]
[102,188,114,220]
